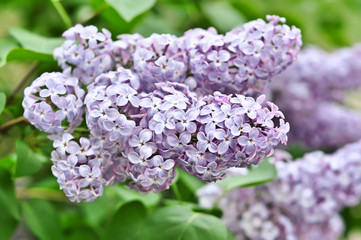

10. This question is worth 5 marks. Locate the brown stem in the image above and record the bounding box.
[0,116,28,132]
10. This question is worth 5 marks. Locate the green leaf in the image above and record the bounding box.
[67,230,98,240]
[202,1,245,32]
[103,201,147,240]
[0,168,20,220]
[140,206,228,240]
[7,48,55,62]
[0,153,16,172]
[10,27,64,55]
[110,185,161,208]
[227,230,236,240]
[106,0,156,22]
[0,92,6,115]
[178,171,204,194]
[0,27,64,64]
[0,40,18,67]
[82,193,111,236]
[0,169,19,240]
[0,207,18,240]
[15,140,47,178]
[133,12,179,36]
[217,158,277,191]
[22,199,65,240]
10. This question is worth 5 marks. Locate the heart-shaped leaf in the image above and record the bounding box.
[106,0,156,22]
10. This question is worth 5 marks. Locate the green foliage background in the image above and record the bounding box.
[1,0,361,239]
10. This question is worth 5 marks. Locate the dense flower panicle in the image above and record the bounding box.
[22,72,84,134]
[85,72,180,193]
[23,16,294,202]
[271,45,361,149]
[220,187,344,240]
[185,15,302,96]
[273,45,361,103]
[50,134,107,203]
[198,140,361,239]
[179,91,289,181]
[54,24,115,85]
[86,78,288,188]
[112,33,144,69]
[53,16,301,94]
[133,34,188,92]
[282,102,361,149]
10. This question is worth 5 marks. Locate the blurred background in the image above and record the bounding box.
[1,0,361,239]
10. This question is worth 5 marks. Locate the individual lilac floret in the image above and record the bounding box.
[54,24,115,85]
[22,72,84,134]
[133,33,188,92]
[184,15,302,96]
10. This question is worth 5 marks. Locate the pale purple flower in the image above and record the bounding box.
[173,108,199,133]
[53,133,74,155]
[238,128,260,154]
[148,155,175,178]
[149,112,176,134]
[195,161,220,181]
[213,129,237,154]
[197,131,218,153]
[127,147,153,165]
[57,154,78,177]
[78,165,101,187]
[230,116,251,136]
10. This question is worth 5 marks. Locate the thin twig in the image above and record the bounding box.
[0,116,27,132]
[7,62,40,103]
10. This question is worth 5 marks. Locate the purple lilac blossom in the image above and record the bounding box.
[54,24,115,85]
[86,76,288,188]
[50,134,104,203]
[22,72,84,134]
[281,102,361,149]
[271,45,361,149]
[24,16,296,201]
[133,34,188,92]
[112,33,144,69]
[198,140,361,239]
[184,15,302,96]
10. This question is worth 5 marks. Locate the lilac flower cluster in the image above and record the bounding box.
[185,15,302,95]
[271,45,361,149]
[133,34,188,92]
[50,134,104,203]
[198,139,361,239]
[23,16,295,202]
[53,25,115,85]
[85,71,289,190]
[282,102,361,149]
[22,72,84,134]
[49,131,129,203]
[54,16,301,95]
